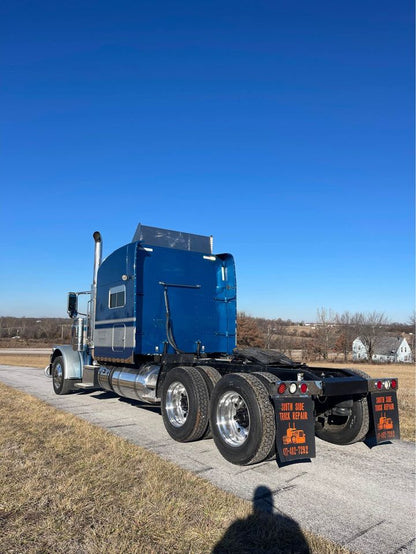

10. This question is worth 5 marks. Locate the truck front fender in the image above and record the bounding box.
[50,345,83,380]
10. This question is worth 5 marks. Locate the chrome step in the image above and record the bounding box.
[74,382,98,390]
[81,365,100,388]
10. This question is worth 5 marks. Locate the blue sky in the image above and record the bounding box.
[1,1,414,322]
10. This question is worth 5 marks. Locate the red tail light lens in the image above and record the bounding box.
[300,383,308,394]
[278,383,286,394]
[391,379,397,390]
[376,380,383,390]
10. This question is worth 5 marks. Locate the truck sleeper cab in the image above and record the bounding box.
[48,224,400,466]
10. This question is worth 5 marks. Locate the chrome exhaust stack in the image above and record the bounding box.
[93,231,102,287]
[90,231,102,352]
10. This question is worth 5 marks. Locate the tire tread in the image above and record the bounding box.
[195,365,222,439]
[237,373,275,464]
[161,366,210,442]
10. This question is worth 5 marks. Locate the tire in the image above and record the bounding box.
[253,372,278,460]
[52,356,74,395]
[315,369,370,445]
[210,373,276,465]
[161,366,210,442]
[194,365,222,439]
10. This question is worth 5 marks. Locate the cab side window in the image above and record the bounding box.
[109,285,126,308]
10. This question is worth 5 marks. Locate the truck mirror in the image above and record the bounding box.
[67,292,78,318]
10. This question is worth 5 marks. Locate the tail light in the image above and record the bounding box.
[375,379,397,391]
[300,383,308,394]
[278,383,286,394]
[289,383,297,394]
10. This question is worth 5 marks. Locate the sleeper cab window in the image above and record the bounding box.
[109,285,126,309]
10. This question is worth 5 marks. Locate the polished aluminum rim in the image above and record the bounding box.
[53,362,63,390]
[216,391,250,447]
[165,381,189,427]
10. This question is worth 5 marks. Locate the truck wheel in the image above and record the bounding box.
[52,356,74,395]
[210,373,276,465]
[194,365,221,439]
[161,366,210,442]
[315,396,370,445]
[316,369,371,445]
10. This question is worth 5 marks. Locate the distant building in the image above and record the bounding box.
[352,336,413,363]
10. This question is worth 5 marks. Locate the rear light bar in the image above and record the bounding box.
[370,378,399,392]
[273,380,323,396]
[273,377,398,397]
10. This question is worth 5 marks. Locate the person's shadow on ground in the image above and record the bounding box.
[212,485,310,554]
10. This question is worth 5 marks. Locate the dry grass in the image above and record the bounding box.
[0,383,353,554]
[0,353,50,368]
[308,361,415,442]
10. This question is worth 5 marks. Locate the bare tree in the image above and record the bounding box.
[299,337,312,362]
[355,311,389,363]
[334,311,360,362]
[266,323,290,353]
[265,323,277,349]
[314,307,337,360]
[408,311,416,356]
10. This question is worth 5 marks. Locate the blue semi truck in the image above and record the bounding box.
[48,224,400,465]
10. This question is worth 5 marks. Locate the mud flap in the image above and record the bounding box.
[272,396,316,463]
[370,391,400,443]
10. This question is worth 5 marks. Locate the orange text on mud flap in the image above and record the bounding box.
[374,395,395,412]
[279,401,309,422]
[282,445,309,457]
[377,429,396,441]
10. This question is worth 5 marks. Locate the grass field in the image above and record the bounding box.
[0,382,352,554]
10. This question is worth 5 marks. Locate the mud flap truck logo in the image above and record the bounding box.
[282,425,306,445]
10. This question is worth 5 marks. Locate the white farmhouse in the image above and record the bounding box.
[352,336,413,363]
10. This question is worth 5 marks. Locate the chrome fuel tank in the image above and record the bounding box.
[98,363,160,404]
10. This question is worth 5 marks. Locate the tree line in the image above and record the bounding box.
[0,317,71,341]
[237,309,415,362]
[1,312,414,361]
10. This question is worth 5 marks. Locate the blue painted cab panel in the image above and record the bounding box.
[94,241,236,359]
